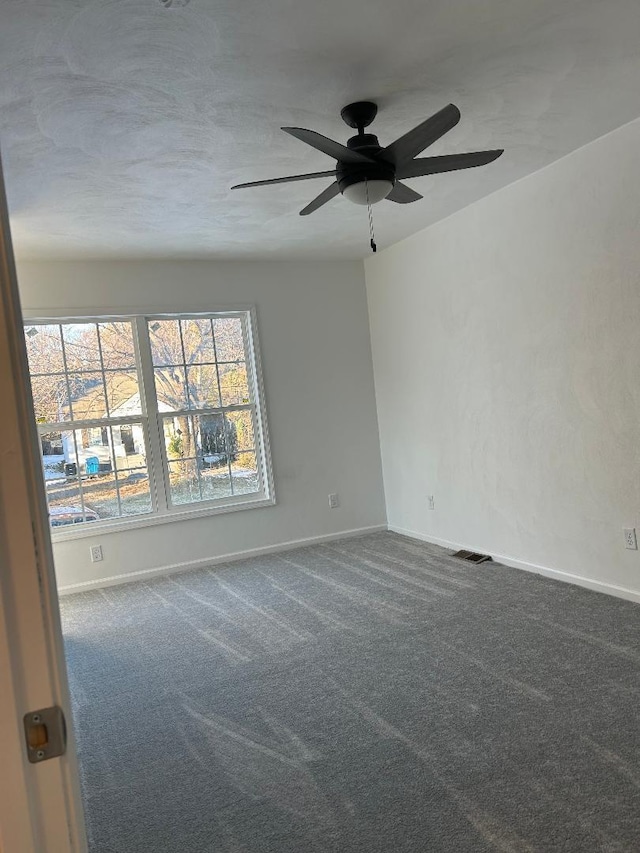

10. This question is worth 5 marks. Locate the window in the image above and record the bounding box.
[24,311,273,536]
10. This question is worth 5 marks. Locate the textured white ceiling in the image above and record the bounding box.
[3,0,640,259]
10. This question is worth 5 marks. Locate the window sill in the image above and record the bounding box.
[50,493,276,543]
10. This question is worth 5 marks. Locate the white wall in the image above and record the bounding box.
[366,117,640,602]
[17,259,386,590]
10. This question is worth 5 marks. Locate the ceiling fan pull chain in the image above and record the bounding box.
[365,179,377,253]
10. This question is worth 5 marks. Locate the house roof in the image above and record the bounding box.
[64,374,140,421]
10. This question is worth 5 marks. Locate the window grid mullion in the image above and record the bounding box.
[115,359,243,372]
[36,414,149,433]
[158,403,253,420]
[178,319,191,409]
[173,321,203,505]
[195,416,204,502]
[58,324,76,427]
[135,316,170,515]
[69,427,86,520]
[95,321,111,418]
[107,425,124,517]
[59,324,88,519]
[210,318,235,494]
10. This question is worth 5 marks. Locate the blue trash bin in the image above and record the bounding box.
[85,456,100,476]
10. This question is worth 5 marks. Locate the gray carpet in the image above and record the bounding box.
[60,532,640,852]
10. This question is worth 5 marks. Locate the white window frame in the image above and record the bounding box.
[23,306,275,542]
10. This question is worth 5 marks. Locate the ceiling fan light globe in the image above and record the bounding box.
[342,179,394,205]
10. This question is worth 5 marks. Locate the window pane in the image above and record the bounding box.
[41,433,70,523]
[163,415,197,461]
[116,468,152,516]
[47,480,89,527]
[62,323,101,371]
[97,322,136,369]
[201,467,232,501]
[168,459,201,505]
[154,366,188,410]
[219,363,250,406]
[40,431,64,464]
[231,451,259,495]
[43,430,97,527]
[164,414,231,464]
[25,324,64,374]
[72,426,113,475]
[181,318,216,364]
[67,372,108,420]
[105,370,141,416]
[31,374,69,423]
[187,364,220,409]
[149,319,182,366]
[213,317,245,363]
[225,409,255,452]
[81,472,120,520]
[111,424,147,471]
[197,413,227,462]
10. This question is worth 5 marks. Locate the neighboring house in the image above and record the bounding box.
[58,375,159,469]
[57,373,234,471]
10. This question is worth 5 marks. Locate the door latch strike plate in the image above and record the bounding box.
[23,706,66,763]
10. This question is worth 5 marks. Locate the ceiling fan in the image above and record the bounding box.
[231,101,503,216]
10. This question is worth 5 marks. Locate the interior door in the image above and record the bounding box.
[0,153,87,851]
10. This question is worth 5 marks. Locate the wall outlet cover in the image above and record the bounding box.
[328,493,340,509]
[623,528,637,550]
[90,544,103,563]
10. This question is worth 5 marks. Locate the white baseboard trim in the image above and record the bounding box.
[388,525,640,605]
[57,525,388,595]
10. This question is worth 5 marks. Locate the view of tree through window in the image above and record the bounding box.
[149,316,260,505]
[24,312,269,530]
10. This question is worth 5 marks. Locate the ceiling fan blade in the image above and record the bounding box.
[387,182,423,204]
[398,149,504,179]
[383,104,461,166]
[299,182,341,216]
[282,127,375,165]
[231,170,336,189]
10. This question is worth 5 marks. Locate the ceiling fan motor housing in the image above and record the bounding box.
[347,133,381,152]
[337,136,396,201]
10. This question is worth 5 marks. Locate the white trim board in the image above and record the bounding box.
[389,525,640,605]
[57,525,387,594]
[59,522,640,605]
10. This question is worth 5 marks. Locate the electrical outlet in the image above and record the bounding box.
[90,544,103,563]
[427,495,435,510]
[623,528,637,550]
[328,493,340,509]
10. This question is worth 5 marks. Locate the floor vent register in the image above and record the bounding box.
[452,550,493,564]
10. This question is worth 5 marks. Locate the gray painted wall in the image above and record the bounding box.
[17,259,387,589]
[365,117,640,601]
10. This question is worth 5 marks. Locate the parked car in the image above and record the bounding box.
[49,505,100,527]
